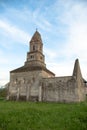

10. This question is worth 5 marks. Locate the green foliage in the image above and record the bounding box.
[0,101,87,130]
[0,88,7,100]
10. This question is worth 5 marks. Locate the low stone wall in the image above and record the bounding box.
[41,76,80,102]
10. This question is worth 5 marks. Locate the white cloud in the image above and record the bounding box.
[62,2,87,59]
[0,6,52,32]
[0,20,30,45]
[44,47,57,60]
[47,61,74,77]
[31,8,52,31]
[0,68,9,86]
[45,0,87,80]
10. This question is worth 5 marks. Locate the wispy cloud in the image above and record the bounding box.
[44,0,87,79]
[0,20,30,45]
[0,4,53,32]
[59,1,87,58]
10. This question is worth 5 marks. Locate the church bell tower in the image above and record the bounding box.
[25,30,46,67]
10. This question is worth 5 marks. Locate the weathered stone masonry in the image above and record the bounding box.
[7,30,87,102]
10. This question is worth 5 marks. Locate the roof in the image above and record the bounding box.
[30,30,42,43]
[10,66,55,76]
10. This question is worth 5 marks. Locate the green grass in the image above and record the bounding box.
[0,101,87,130]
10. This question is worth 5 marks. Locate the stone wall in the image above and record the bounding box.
[8,71,86,102]
[41,76,81,102]
[9,69,54,101]
[84,83,87,100]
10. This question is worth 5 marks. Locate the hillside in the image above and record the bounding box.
[0,101,87,130]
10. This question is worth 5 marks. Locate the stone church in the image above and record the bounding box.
[7,30,87,102]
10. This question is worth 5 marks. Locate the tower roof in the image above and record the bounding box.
[73,59,82,79]
[10,65,55,76]
[30,30,42,43]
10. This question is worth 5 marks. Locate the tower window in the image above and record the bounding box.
[40,56,42,60]
[30,55,34,59]
[33,45,35,51]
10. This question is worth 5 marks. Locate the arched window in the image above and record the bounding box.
[33,45,35,51]
[30,55,34,59]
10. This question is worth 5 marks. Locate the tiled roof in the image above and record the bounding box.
[10,66,55,76]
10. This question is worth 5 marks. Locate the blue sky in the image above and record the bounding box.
[0,0,87,86]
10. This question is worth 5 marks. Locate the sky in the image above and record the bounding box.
[0,0,87,86]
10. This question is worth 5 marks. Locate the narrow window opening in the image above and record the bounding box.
[40,56,42,60]
[30,55,34,59]
[33,45,35,51]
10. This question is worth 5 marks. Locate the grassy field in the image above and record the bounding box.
[0,101,87,130]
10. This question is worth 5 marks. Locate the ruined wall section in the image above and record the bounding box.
[72,58,85,101]
[41,76,80,102]
[76,76,85,101]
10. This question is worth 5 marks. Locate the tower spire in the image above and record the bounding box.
[30,30,42,43]
[36,28,38,31]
